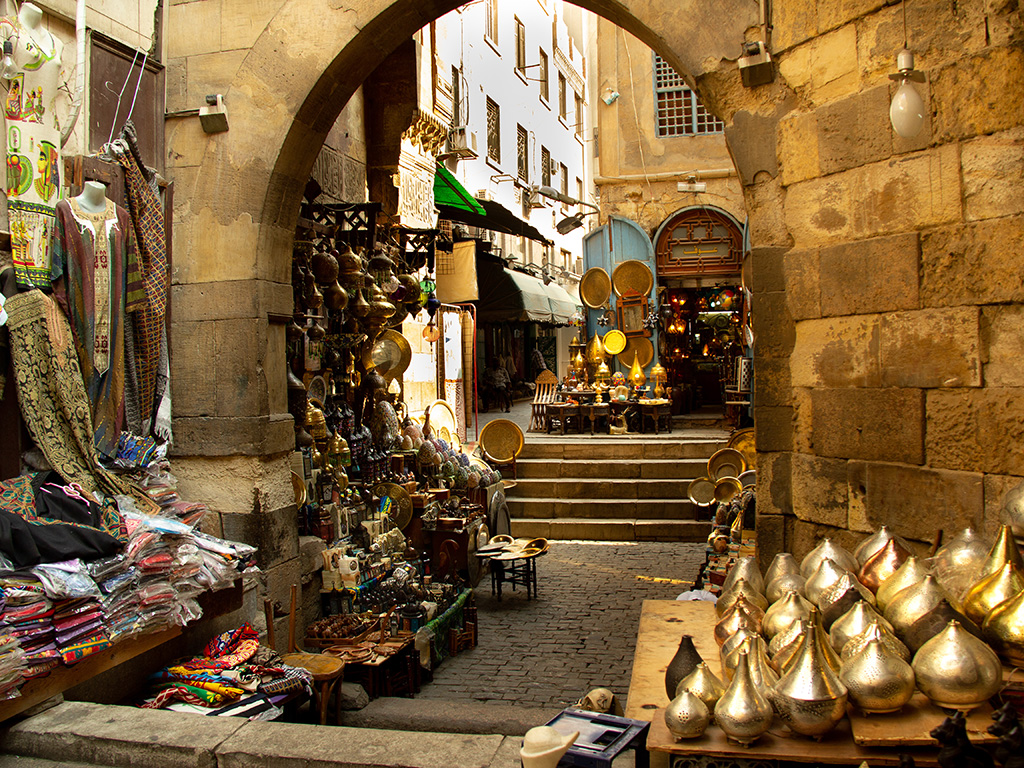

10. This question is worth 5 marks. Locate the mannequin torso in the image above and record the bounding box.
[75,181,108,215]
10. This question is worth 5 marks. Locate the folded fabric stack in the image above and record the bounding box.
[123,514,178,636]
[88,555,140,642]
[0,590,26,700]
[193,532,257,592]
[2,576,57,679]
[135,461,209,527]
[53,597,109,665]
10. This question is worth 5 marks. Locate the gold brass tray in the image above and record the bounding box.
[727,427,756,469]
[374,482,413,530]
[687,477,716,507]
[714,476,742,503]
[602,329,627,356]
[708,448,746,481]
[611,259,653,298]
[580,267,612,309]
[479,418,524,463]
[368,329,412,380]
[618,336,653,369]
[427,399,458,438]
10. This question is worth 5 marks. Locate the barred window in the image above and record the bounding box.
[653,53,724,137]
[541,146,550,187]
[487,97,501,163]
[517,125,528,181]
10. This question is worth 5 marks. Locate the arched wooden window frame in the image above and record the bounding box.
[653,206,743,277]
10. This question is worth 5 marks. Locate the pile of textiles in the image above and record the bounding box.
[0,589,26,699]
[33,561,111,666]
[87,554,139,642]
[2,575,57,679]
[138,623,312,720]
[132,461,209,527]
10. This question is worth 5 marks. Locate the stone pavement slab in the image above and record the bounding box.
[340,699,562,735]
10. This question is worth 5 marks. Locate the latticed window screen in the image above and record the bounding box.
[486,97,500,162]
[653,54,724,137]
[541,146,550,186]
[517,125,528,181]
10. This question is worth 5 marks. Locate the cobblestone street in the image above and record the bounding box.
[419,541,706,709]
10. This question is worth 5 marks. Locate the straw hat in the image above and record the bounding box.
[520,726,578,768]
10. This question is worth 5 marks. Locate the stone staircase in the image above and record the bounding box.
[508,434,726,541]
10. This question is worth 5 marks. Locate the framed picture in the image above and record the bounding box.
[617,295,650,337]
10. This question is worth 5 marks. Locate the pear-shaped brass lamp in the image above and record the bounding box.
[715,600,760,647]
[722,556,765,596]
[767,572,807,604]
[769,617,807,660]
[769,624,848,738]
[858,538,911,594]
[586,333,605,364]
[722,635,779,689]
[810,608,843,674]
[982,587,1024,666]
[628,351,646,388]
[818,573,876,629]
[979,524,1024,581]
[933,527,991,603]
[664,689,710,740]
[720,627,758,670]
[885,574,949,639]
[841,619,911,663]
[963,562,1024,626]
[801,539,859,578]
[876,555,930,613]
[912,620,1002,711]
[763,590,813,639]
[714,650,774,746]
[677,662,726,709]
[716,578,768,616]
[902,597,981,654]
[853,526,896,568]
[805,557,850,605]
[839,623,915,715]
[765,552,801,586]
[830,601,894,655]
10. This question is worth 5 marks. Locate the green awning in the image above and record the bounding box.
[434,165,486,214]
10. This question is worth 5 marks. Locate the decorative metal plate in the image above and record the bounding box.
[602,329,627,355]
[374,482,413,530]
[368,329,412,379]
[708,448,746,481]
[687,477,716,507]
[727,428,756,470]
[618,336,654,368]
[479,418,524,463]
[580,267,612,309]
[611,259,654,298]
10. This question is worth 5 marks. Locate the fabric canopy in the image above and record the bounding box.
[437,198,552,245]
[433,165,486,214]
[475,259,580,325]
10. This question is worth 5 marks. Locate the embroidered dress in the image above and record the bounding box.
[51,198,145,460]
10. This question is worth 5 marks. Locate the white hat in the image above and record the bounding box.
[520,726,579,768]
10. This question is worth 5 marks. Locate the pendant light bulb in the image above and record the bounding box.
[1,41,18,80]
[888,49,926,138]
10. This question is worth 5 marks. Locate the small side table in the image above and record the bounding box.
[541,708,650,768]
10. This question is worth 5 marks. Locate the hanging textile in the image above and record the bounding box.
[51,198,146,459]
[108,123,169,434]
[4,290,157,514]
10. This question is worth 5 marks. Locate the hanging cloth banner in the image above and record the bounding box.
[436,240,478,303]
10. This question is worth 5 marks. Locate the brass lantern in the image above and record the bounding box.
[650,362,668,398]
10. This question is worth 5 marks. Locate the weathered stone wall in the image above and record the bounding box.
[162,0,1023,586]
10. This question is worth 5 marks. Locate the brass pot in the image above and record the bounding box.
[854,526,896,568]
[805,557,851,605]
[933,527,991,604]
[963,562,1024,626]
[982,587,1024,666]
[839,623,915,715]
[801,539,859,579]
[768,625,849,738]
[722,556,765,596]
[664,689,710,740]
[770,619,808,673]
[830,601,894,655]
[818,573,876,629]
[979,524,1024,582]
[719,627,758,671]
[763,590,813,640]
[769,617,807,661]
[902,597,981,654]
[722,635,778,690]
[765,552,801,587]
[715,600,760,647]
[858,538,911,594]
[841,619,911,663]
[716,578,769,616]
[767,572,807,604]
[714,650,774,747]
[876,555,931,613]
[884,574,949,640]
[912,620,1002,711]
[677,662,726,709]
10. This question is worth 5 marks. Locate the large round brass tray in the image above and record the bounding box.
[367,329,412,380]
[479,418,524,463]
[618,336,653,368]
[602,329,627,356]
[580,267,612,309]
[708,448,746,481]
[427,399,458,438]
[612,260,653,298]
[687,477,716,507]
[728,428,756,469]
[374,482,413,530]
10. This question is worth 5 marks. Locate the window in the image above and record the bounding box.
[485,0,498,43]
[574,92,583,135]
[486,97,501,163]
[559,162,568,206]
[538,49,549,101]
[653,53,724,137]
[451,65,462,126]
[541,146,551,187]
[515,18,526,74]
[557,72,566,119]
[561,249,572,271]
[576,178,583,208]
[517,125,528,182]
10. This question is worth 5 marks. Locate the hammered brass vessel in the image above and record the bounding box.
[818,573,876,629]
[767,572,807,604]
[801,539,859,579]
[884,574,949,639]
[979,524,1024,582]
[714,650,774,747]
[763,590,813,640]
[912,620,1002,711]
[876,556,931,613]
[805,558,851,605]
[715,600,761,647]
[839,624,915,715]
[854,526,896,567]
[769,625,849,738]
[677,662,726,709]
[841,620,911,663]
[664,689,710,740]
[722,556,765,596]
[933,527,991,604]
[830,601,894,655]
[963,562,1024,626]
[858,538,911,594]
[716,578,769,616]
[982,588,1024,666]
[766,552,801,586]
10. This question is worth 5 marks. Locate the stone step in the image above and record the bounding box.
[511,478,692,500]
[520,439,726,461]
[507,497,696,520]
[510,518,712,542]
[515,457,708,480]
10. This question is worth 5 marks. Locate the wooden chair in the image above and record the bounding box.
[528,370,560,432]
[264,585,345,725]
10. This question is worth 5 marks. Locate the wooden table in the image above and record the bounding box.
[627,600,950,768]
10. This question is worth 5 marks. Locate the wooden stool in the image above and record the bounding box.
[264,586,345,725]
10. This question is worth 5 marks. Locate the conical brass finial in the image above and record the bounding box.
[979,524,1024,581]
[963,562,1024,626]
[629,351,646,387]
